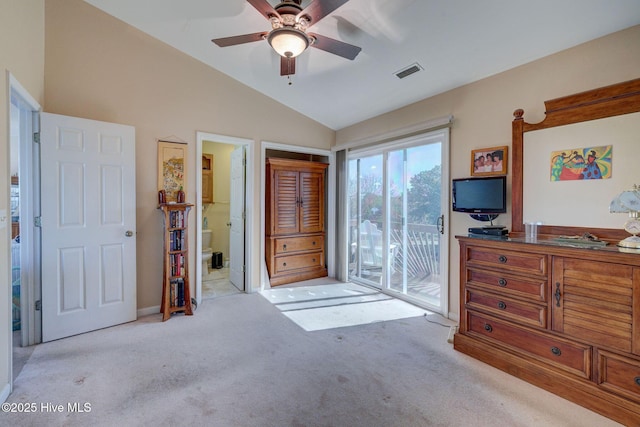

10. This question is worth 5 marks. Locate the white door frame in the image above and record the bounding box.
[7,73,41,396]
[260,142,335,289]
[195,132,254,303]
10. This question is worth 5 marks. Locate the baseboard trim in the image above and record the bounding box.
[137,305,160,318]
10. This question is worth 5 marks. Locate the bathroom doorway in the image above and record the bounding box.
[195,132,254,304]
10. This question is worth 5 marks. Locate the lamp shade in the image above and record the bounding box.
[609,184,640,213]
[267,27,310,58]
[610,184,640,248]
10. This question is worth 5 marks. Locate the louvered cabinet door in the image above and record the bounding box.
[272,169,299,235]
[551,257,635,353]
[299,171,325,234]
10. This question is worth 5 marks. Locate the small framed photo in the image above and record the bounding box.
[471,146,508,176]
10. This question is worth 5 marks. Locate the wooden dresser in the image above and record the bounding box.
[454,235,640,425]
[265,158,328,286]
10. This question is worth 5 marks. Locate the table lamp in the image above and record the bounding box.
[610,184,640,248]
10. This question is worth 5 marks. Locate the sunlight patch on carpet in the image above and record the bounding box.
[260,283,429,331]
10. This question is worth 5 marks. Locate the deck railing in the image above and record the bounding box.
[350,220,440,279]
[390,222,440,278]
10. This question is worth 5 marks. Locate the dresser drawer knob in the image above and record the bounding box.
[635,377,640,387]
[312,258,316,262]
[497,301,507,310]
[498,255,507,263]
[551,346,562,356]
[484,323,493,333]
[498,278,507,287]
[312,241,316,245]
[283,262,287,267]
[283,244,287,250]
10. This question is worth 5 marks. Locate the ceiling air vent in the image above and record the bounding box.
[394,63,423,79]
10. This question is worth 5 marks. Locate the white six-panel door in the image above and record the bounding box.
[40,113,136,341]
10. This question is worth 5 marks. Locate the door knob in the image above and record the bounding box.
[125,230,134,237]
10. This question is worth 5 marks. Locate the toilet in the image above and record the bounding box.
[202,229,213,276]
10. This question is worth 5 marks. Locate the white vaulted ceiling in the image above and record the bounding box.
[83,0,640,130]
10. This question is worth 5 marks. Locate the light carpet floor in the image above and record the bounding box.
[5,289,620,426]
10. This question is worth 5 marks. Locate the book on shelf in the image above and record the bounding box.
[169,278,185,307]
[169,253,184,276]
[169,210,185,228]
[169,230,184,251]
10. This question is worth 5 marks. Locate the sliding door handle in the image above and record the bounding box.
[437,215,444,234]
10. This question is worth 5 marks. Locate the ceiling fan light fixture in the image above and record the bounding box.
[267,27,310,58]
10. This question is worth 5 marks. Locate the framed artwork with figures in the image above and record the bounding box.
[157,140,187,202]
[471,146,508,176]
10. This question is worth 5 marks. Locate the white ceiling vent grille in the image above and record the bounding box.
[394,63,423,79]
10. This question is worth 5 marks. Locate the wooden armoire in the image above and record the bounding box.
[265,158,328,286]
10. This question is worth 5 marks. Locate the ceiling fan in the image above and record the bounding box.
[212,0,362,77]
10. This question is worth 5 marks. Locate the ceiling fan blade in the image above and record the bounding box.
[247,0,280,21]
[212,32,267,47]
[298,0,349,26]
[280,56,296,76]
[309,33,361,60]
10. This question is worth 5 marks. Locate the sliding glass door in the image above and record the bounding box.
[348,130,449,313]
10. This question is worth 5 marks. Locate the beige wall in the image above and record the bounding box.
[0,0,45,398]
[336,25,640,319]
[44,0,335,310]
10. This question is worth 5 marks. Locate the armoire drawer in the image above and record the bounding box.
[597,350,640,404]
[465,246,547,276]
[466,268,547,302]
[465,288,547,328]
[467,312,591,378]
[274,235,324,255]
[274,252,324,274]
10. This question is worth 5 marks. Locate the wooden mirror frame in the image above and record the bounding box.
[512,78,640,242]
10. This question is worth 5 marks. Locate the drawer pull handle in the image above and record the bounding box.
[498,278,507,287]
[283,244,287,250]
[551,346,562,356]
[283,262,287,267]
[555,282,561,307]
[635,377,640,387]
[498,255,507,263]
[312,258,316,262]
[484,323,493,333]
[313,241,316,245]
[497,301,507,310]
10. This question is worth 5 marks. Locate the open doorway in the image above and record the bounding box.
[195,132,253,304]
[9,75,41,385]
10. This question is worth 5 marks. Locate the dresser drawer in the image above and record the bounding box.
[274,252,324,274]
[597,350,640,404]
[465,246,547,276]
[466,268,547,302]
[465,289,547,328]
[274,235,324,255]
[467,312,591,378]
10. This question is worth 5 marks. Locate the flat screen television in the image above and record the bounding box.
[452,176,507,214]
